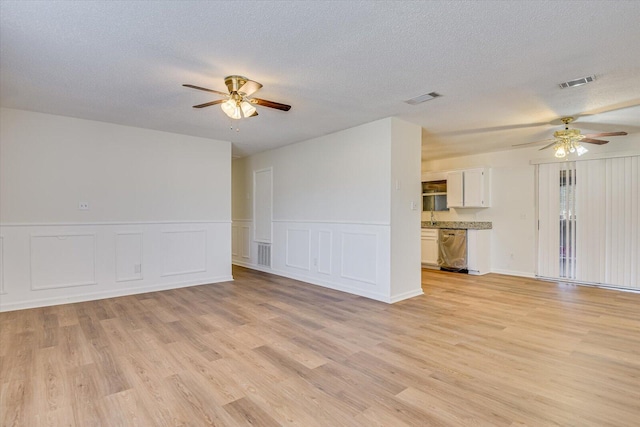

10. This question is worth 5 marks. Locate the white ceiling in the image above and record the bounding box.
[1,1,639,160]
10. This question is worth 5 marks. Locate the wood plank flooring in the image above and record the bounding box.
[1,266,639,426]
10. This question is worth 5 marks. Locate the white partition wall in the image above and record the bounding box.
[232,117,423,303]
[0,108,232,311]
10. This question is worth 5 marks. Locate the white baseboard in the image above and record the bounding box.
[0,275,233,312]
[389,288,424,303]
[271,267,393,303]
[232,260,274,274]
[491,269,536,278]
[233,261,424,304]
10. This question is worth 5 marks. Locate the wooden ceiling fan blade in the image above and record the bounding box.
[193,99,225,108]
[183,84,229,96]
[252,98,291,111]
[582,131,627,138]
[238,80,263,97]
[581,138,609,145]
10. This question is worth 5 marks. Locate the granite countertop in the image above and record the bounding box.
[422,221,492,230]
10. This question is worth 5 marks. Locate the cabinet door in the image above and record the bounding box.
[447,171,464,208]
[421,231,439,265]
[467,229,491,275]
[464,168,485,207]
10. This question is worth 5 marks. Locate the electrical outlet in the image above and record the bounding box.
[78,202,89,210]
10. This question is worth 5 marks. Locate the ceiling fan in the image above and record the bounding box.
[183,75,291,119]
[514,117,628,158]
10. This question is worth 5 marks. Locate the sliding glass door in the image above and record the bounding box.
[537,156,639,290]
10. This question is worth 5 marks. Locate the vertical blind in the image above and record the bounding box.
[538,156,639,289]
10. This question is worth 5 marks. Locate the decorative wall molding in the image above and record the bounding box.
[0,236,4,295]
[1,220,232,227]
[285,228,311,270]
[233,220,401,303]
[0,222,231,312]
[231,227,239,257]
[30,233,97,290]
[340,232,378,285]
[160,229,207,277]
[317,230,332,275]
[241,226,251,259]
[115,232,143,282]
[273,219,390,226]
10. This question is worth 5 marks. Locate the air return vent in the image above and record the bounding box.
[559,75,595,89]
[405,92,442,105]
[257,243,271,267]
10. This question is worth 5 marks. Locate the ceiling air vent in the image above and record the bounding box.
[559,75,596,89]
[405,92,441,105]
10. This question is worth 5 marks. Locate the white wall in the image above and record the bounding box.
[233,119,391,223]
[422,136,640,278]
[390,119,423,300]
[1,108,230,223]
[0,108,232,311]
[232,117,423,303]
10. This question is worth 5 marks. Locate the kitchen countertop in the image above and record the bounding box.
[422,221,492,230]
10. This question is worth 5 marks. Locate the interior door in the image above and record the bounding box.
[254,168,273,243]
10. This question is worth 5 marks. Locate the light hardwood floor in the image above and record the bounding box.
[1,266,639,426]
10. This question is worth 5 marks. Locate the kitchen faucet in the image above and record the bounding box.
[430,208,436,226]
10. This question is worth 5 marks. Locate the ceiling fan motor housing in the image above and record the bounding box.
[224,75,248,93]
[554,128,583,140]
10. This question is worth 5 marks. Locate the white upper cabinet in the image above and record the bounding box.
[446,171,464,208]
[447,167,490,208]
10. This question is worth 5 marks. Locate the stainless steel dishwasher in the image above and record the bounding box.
[437,229,468,272]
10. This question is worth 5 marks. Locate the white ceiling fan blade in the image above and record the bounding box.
[512,138,555,147]
[539,141,557,151]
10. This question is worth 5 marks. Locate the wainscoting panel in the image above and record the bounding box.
[272,221,391,302]
[232,221,254,267]
[116,232,143,282]
[0,222,232,312]
[231,226,239,257]
[0,236,4,294]
[285,229,311,270]
[340,232,377,285]
[232,220,399,302]
[30,233,96,290]
[161,230,206,277]
[241,226,251,259]
[317,230,332,275]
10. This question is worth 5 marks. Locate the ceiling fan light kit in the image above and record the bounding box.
[184,75,291,120]
[552,118,588,158]
[553,140,588,158]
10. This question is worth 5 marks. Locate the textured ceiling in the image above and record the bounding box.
[1,1,639,160]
